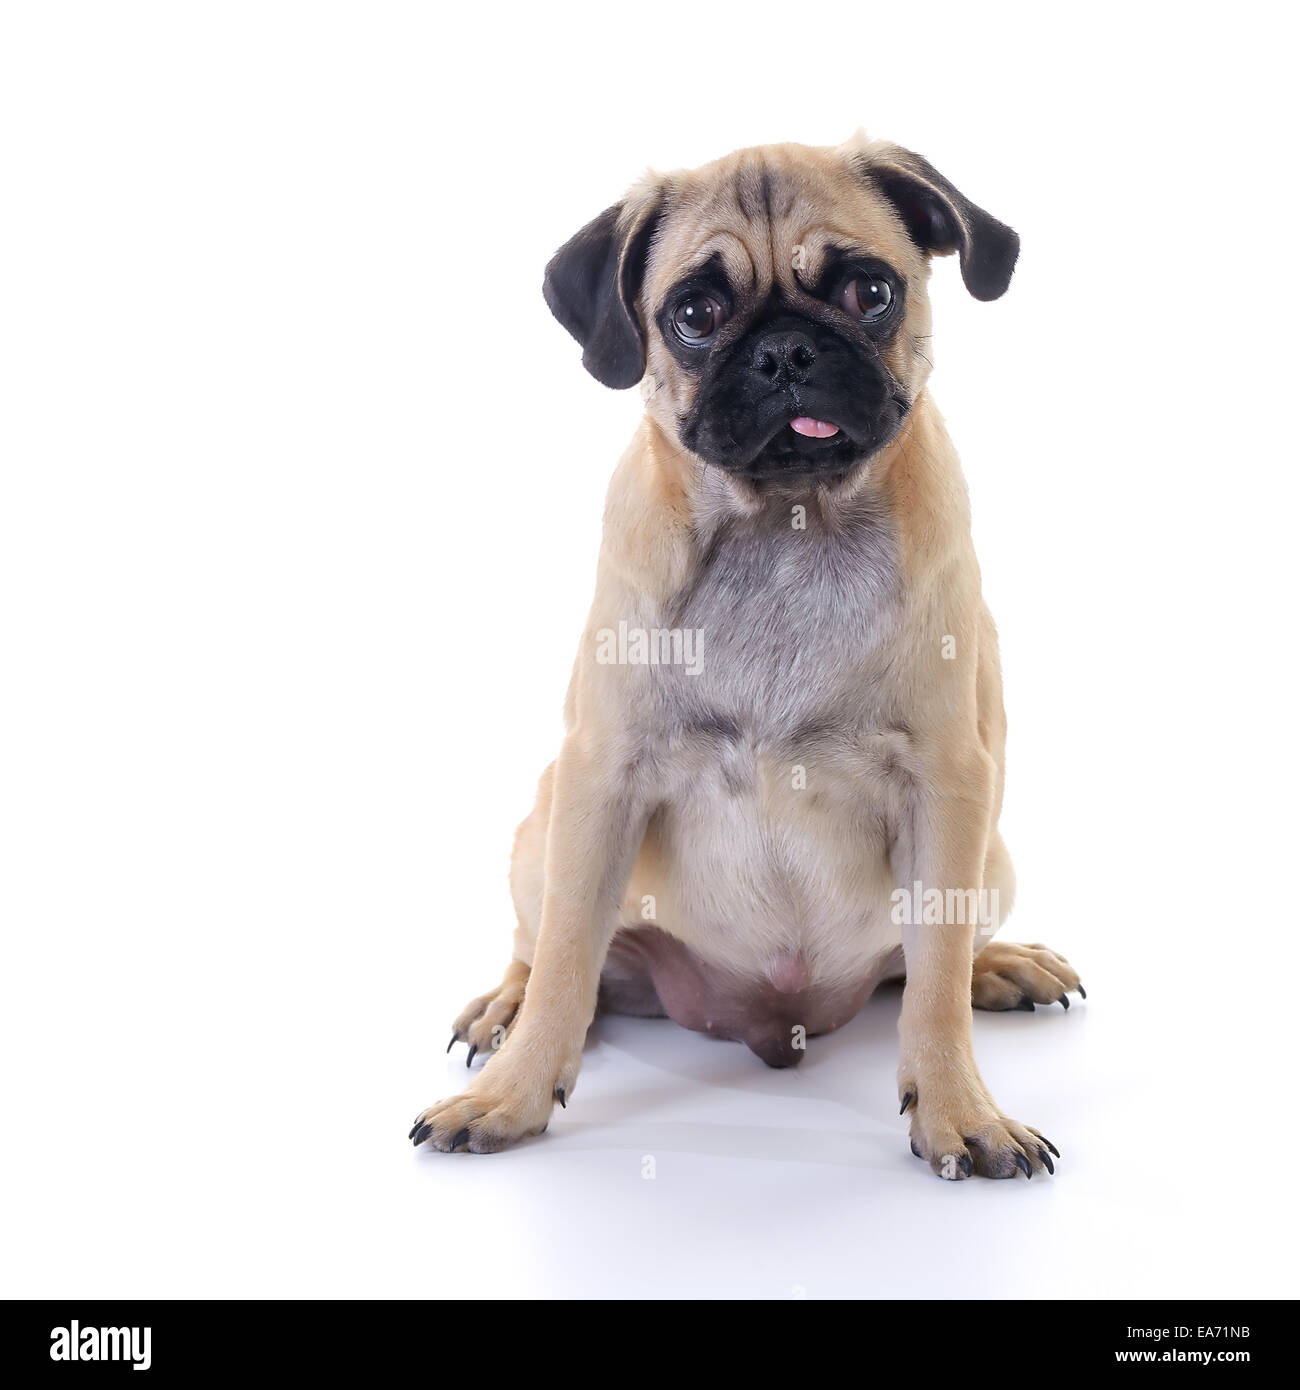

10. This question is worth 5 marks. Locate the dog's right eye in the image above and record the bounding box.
[671,295,725,344]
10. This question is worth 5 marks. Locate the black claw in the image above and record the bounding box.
[1077,983,1087,999]
[1014,1150,1033,1179]
[411,1123,433,1147]
[1013,997,1035,1012]
[1058,994,1070,1010]
[1038,1147,1055,1175]
[450,1127,471,1152]
[555,1086,566,1109]
[446,1034,457,1053]
[466,1044,478,1068]
[909,1138,922,1158]
[1041,1136,1060,1158]
[900,1091,913,1115]
[959,1153,973,1178]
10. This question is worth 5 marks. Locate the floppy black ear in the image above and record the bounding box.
[542,194,663,389]
[858,144,1019,301]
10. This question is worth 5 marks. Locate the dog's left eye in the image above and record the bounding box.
[671,295,725,344]
[839,276,893,322]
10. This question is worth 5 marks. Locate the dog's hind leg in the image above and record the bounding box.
[446,763,551,1064]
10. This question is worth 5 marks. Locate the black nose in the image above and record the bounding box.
[753,329,816,384]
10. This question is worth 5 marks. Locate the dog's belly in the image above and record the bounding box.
[601,926,902,1067]
[608,746,906,1066]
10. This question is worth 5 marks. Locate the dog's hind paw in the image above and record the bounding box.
[972,941,1083,1012]
[445,961,530,1066]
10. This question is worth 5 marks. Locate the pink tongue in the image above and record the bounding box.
[789,417,839,438]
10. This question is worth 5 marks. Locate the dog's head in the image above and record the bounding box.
[544,135,1018,484]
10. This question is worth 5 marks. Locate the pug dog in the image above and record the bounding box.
[410,133,1082,1179]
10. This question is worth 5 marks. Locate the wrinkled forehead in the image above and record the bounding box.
[643,147,925,306]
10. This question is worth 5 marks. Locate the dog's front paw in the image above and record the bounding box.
[899,1076,1058,1181]
[410,1043,577,1154]
[409,1077,551,1154]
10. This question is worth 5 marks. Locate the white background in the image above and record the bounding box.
[2,1,1297,1299]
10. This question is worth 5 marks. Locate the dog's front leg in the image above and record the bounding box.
[894,748,1057,1180]
[412,734,645,1154]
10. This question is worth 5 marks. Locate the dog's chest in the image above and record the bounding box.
[666,498,903,736]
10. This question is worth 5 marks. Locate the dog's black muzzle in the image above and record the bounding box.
[681,313,908,482]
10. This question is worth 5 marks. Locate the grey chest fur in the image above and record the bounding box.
[661,490,904,742]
